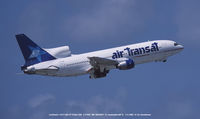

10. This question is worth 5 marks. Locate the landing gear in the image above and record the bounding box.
[89,68,109,79]
[89,73,107,79]
[155,58,167,62]
[163,59,167,62]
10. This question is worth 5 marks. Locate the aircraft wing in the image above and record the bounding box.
[88,57,118,78]
[88,57,118,67]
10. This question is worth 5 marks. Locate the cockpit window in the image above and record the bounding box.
[174,42,179,46]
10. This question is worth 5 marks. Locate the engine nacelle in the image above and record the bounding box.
[44,46,71,58]
[117,59,135,70]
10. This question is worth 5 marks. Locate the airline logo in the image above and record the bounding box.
[112,42,159,59]
[28,46,46,62]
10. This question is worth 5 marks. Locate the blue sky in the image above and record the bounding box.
[0,0,200,119]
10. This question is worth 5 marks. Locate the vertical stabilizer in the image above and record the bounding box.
[16,34,56,67]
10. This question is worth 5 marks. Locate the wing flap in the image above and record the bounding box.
[88,57,118,67]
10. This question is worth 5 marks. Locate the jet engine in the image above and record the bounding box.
[117,59,135,70]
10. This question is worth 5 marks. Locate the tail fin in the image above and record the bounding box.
[16,34,56,67]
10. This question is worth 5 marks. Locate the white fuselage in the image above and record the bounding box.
[27,40,183,77]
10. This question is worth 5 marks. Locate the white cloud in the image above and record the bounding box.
[28,94,55,108]
[29,111,47,119]
[167,101,193,119]
[66,95,123,113]
[65,88,127,113]
[16,0,153,44]
[155,100,199,119]
[176,0,200,44]
[64,0,153,42]
[17,0,56,44]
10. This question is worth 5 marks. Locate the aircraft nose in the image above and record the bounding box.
[176,44,184,52]
[179,45,184,50]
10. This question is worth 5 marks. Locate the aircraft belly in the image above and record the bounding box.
[56,62,91,77]
[134,52,165,64]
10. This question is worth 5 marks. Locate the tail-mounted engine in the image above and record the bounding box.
[44,46,71,58]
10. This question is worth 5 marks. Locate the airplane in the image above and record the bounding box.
[15,34,184,79]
